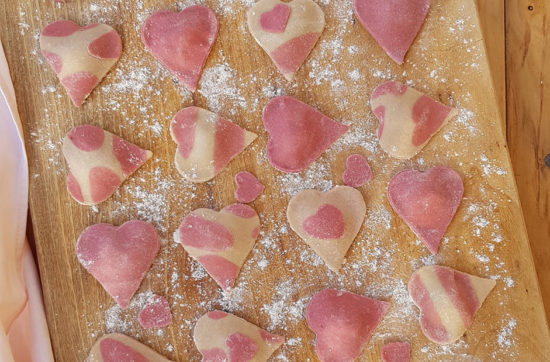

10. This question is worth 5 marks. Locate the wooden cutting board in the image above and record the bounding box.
[1,0,549,360]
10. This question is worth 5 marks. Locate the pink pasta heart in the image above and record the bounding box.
[287,186,366,271]
[170,107,257,183]
[247,0,325,80]
[62,125,152,205]
[40,20,122,106]
[388,166,463,254]
[371,81,457,159]
[194,311,284,362]
[175,204,260,290]
[76,221,159,309]
[353,0,430,64]
[234,171,264,203]
[408,265,496,344]
[342,154,373,188]
[138,294,172,329]
[87,333,172,361]
[381,342,410,362]
[263,96,348,173]
[306,289,389,362]
[141,6,218,92]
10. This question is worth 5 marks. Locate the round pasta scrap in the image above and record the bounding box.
[342,154,373,188]
[138,294,172,329]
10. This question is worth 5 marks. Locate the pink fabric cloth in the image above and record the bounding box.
[0,41,54,361]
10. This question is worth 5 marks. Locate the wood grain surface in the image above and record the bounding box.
[1,0,549,361]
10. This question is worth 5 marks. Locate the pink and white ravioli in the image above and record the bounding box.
[194,310,284,362]
[263,96,348,173]
[141,5,218,92]
[62,125,152,205]
[40,20,122,107]
[88,333,172,362]
[381,342,410,362]
[138,294,172,329]
[170,107,257,183]
[353,0,430,64]
[174,203,260,290]
[287,186,366,272]
[247,0,325,81]
[76,220,159,309]
[306,289,389,362]
[388,166,463,254]
[408,265,496,344]
[370,81,457,159]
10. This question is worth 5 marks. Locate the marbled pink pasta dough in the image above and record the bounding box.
[62,125,152,205]
[174,204,260,290]
[40,20,122,106]
[381,342,410,362]
[76,221,159,309]
[306,289,389,362]
[87,333,172,362]
[408,265,496,344]
[370,81,457,159]
[388,166,463,254]
[141,6,218,92]
[287,186,366,271]
[170,107,257,183]
[138,294,172,329]
[263,96,348,173]
[353,0,430,64]
[247,0,325,81]
[194,311,284,362]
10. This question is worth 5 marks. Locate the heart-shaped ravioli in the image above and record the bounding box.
[141,6,218,92]
[353,0,430,64]
[63,125,152,205]
[306,289,389,362]
[194,311,284,361]
[88,333,172,361]
[247,0,325,81]
[408,265,496,344]
[388,166,463,254]
[40,20,122,106]
[174,204,260,290]
[234,171,264,203]
[287,186,366,271]
[76,221,159,309]
[170,107,257,183]
[263,96,348,173]
[370,81,457,159]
